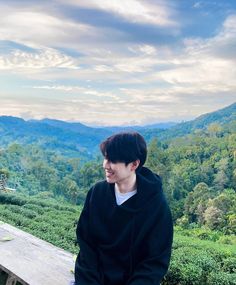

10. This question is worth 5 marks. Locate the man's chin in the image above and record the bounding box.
[105,177,115,183]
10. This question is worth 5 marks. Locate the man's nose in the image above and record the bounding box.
[103,159,110,169]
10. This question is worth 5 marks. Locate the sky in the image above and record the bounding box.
[0,0,236,126]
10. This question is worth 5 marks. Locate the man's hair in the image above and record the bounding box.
[100,132,147,170]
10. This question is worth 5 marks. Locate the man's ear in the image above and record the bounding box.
[131,160,140,171]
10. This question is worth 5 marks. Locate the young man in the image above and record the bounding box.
[74,132,173,285]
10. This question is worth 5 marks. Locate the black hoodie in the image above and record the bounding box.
[75,167,173,285]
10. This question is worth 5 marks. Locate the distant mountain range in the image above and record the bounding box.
[95,122,177,133]
[149,102,236,141]
[0,102,235,158]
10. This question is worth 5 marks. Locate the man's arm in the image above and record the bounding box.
[127,196,173,285]
[74,190,102,285]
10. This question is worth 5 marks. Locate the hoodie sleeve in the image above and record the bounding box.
[74,189,102,285]
[127,195,173,285]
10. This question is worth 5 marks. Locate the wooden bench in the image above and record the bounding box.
[0,222,75,285]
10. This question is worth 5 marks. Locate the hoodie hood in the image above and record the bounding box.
[116,166,163,213]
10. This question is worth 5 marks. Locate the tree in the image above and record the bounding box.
[76,161,104,189]
[184,182,212,224]
[147,139,170,175]
[62,176,80,204]
[31,161,57,191]
[203,206,224,230]
[213,158,230,191]
[207,123,222,137]
[0,169,9,190]
[203,189,236,233]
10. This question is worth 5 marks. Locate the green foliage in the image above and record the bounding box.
[175,226,236,245]
[152,102,236,141]
[1,108,235,235]
[0,192,82,253]
[1,104,235,284]
[162,233,236,285]
[0,144,104,204]
[0,168,9,178]
[146,124,236,234]
[207,272,236,285]
[1,192,236,285]
[166,248,217,284]
[222,257,236,273]
[5,122,235,233]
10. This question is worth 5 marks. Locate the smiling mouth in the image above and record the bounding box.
[105,171,114,177]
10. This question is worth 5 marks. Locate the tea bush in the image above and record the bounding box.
[1,192,235,285]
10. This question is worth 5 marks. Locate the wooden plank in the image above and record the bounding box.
[0,222,75,285]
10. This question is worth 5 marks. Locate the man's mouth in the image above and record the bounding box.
[105,170,114,177]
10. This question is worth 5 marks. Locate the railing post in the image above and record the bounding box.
[6,273,17,285]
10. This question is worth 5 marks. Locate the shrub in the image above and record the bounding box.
[207,272,236,285]
[222,257,236,273]
[218,235,236,245]
[164,246,220,284]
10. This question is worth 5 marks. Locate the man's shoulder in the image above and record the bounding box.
[89,180,111,195]
[93,179,109,188]
[87,180,113,205]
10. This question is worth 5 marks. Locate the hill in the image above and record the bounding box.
[153,102,236,141]
[0,102,235,156]
[100,121,177,132]
[0,116,110,158]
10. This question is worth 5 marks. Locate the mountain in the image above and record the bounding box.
[34,118,110,136]
[98,122,177,133]
[140,102,236,141]
[0,116,110,158]
[139,122,177,130]
[0,102,235,156]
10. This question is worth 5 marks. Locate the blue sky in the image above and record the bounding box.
[0,0,236,126]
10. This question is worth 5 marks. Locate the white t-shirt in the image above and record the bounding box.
[115,186,137,205]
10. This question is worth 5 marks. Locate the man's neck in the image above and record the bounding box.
[115,174,137,194]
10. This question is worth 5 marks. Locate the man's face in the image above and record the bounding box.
[103,159,135,184]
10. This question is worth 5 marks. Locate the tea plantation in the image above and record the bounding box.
[0,192,235,285]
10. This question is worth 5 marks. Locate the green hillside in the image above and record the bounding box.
[0,116,109,158]
[0,192,235,285]
[145,120,236,234]
[0,102,235,156]
[0,106,235,234]
[141,102,236,141]
[0,103,236,285]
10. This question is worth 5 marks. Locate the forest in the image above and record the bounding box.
[1,120,235,236]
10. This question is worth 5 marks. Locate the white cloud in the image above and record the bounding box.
[0,3,235,125]
[61,0,178,27]
[30,84,120,99]
[139,45,157,55]
[94,65,114,72]
[183,14,236,59]
[0,4,99,50]
[193,2,202,9]
[32,85,82,92]
[148,13,236,95]
[0,48,78,71]
[156,58,236,88]
[222,14,236,32]
[114,58,151,73]
[0,3,174,78]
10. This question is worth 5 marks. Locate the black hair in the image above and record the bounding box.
[100,132,147,171]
